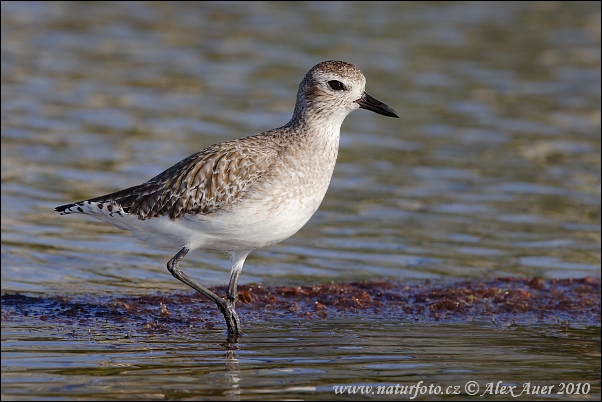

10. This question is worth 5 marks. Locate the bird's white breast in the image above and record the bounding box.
[122,129,340,252]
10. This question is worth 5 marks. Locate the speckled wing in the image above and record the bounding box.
[56,135,279,220]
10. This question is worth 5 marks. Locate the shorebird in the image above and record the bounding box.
[55,60,398,335]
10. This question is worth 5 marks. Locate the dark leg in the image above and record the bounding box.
[225,250,252,309]
[227,268,241,305]
[167,247,241,335]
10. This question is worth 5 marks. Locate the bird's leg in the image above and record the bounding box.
[167,247,240,334]
[225,250,253,328]
[227,267,241,305]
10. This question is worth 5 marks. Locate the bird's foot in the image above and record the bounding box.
[217,298,241,336]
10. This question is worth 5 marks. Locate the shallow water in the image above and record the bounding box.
[1,1,601,400]
[2,317,600,400]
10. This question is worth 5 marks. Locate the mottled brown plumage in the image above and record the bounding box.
[81,134,280,219]
[55,60,398,336]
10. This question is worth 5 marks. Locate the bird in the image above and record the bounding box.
[55,60,399,336]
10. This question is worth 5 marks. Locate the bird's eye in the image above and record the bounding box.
[328,80,345,91]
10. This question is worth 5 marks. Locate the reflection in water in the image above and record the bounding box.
[2,316,600,399]
[224,348,241,398]
[2,277,598,397]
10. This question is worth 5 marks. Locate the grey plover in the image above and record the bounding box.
[55,60,398,335]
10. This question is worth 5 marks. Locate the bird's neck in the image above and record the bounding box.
[284,113,342,151]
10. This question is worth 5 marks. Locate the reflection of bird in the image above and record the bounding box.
[56,60,398,335]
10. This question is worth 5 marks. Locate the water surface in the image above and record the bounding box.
[1,1,600,400]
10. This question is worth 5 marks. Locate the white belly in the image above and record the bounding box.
[99,156,332,251]
[116,187,323,251]
[89,138,338,252]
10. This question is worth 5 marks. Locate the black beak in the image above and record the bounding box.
[356,92,399,118]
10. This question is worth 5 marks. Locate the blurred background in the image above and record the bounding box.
[1,2,600,400]
[2,1,600,294]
